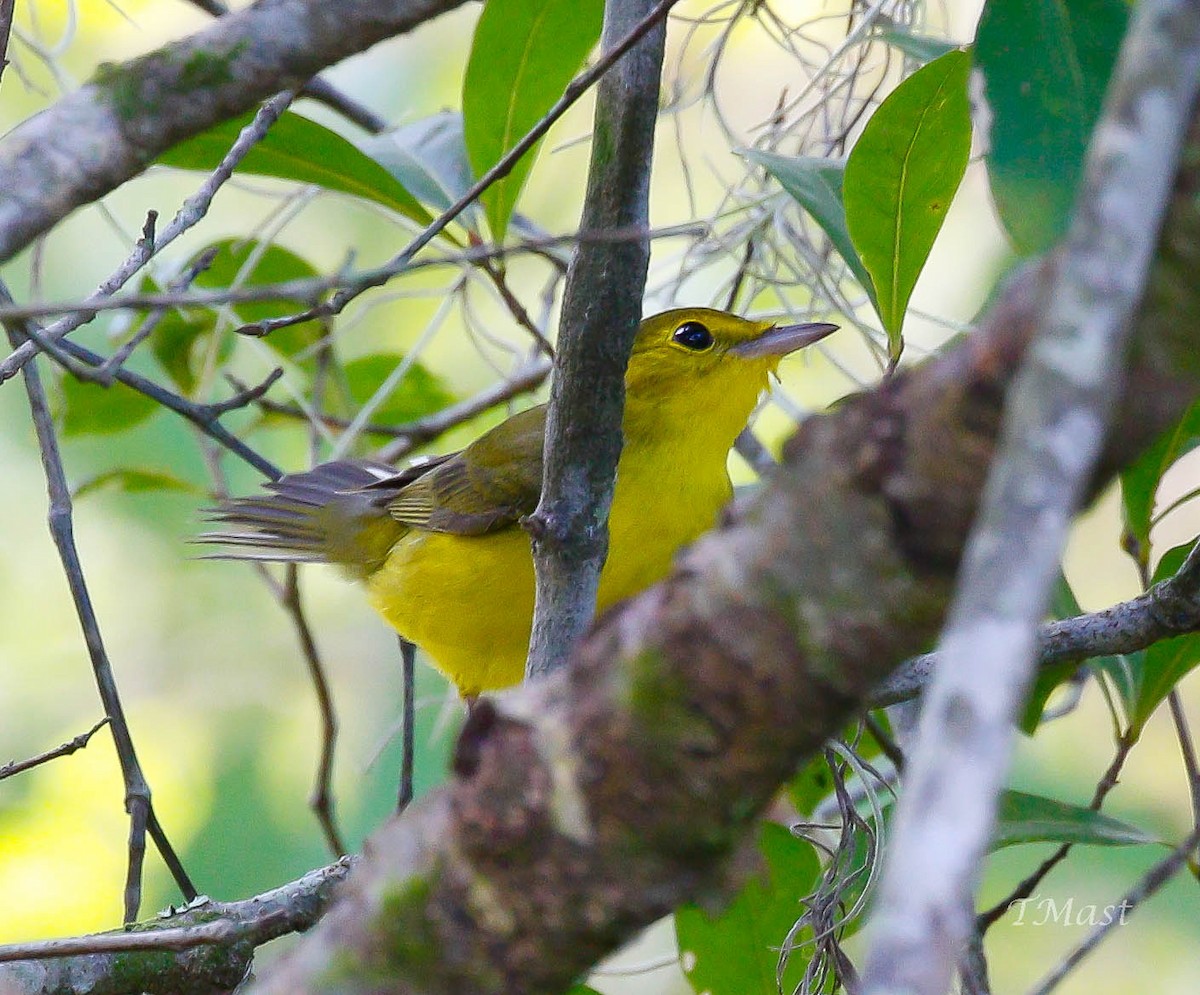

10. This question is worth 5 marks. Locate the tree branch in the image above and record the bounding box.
[0,0,472,263]
[0,859,355,994]
[874,538,1200,707]
[861,6,1200,993]
[240,97,1200,992]
[524,0,672,679]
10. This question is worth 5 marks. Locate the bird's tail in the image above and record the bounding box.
[199,460,404,580]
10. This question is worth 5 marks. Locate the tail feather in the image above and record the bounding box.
[199,459,404,579]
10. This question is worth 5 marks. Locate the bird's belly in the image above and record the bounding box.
[367,528,535,697]
[366,474,727,696]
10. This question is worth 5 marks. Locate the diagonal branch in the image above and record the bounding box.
[862,6,1200,993]
[0,0,473,263]
[241,91,1200,994]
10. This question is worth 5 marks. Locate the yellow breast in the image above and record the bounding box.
[366,436,732,697]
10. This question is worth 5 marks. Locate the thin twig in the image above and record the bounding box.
[0,225,707,325]
[0,91,297,384]
[0,718,109,781]
[1026,822,1200,995]
[375,357,551,463]
[1168,689,1200,829]
[397,637,416,813]
[235,0,684,340]
[0,857,355,966]
[282,567,347,857]
[874,537,1200,707]
[43,334,281,479]
[0,282,197,922]
[977,733,1137,930]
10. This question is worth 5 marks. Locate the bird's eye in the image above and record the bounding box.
[672,320,714,351]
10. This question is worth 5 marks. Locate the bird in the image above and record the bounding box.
[202,307,836,699]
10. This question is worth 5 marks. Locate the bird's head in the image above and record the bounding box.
[624,307,837,444]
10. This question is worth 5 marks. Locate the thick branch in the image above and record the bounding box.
[862,5,1200,991]
[525,0,672,678]
[0,0,471,263]
[242,96,1200,994]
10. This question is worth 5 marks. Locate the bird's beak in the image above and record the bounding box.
[731,321,839,358]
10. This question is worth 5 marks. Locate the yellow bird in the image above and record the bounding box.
[205,308,835,697]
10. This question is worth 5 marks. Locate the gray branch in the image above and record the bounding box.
[861,5,1200,994]
[524,0,672,679]
[0,0,471,263]
[874,538,1200,707]
[0,859,354,993]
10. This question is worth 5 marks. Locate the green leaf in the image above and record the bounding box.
[877,28,961,64]
[59,375,160,436]
[158,110,434,226]
[676,823,820,995]
[74,468,203,500]
[362,112,476,217]
[463,0,604,243]
[343,354,455,426]
[976,0,1129,255]
[744,151,877,309]
[992,790,1157,849]
[787,752,837,818]
[1128,541,1200,735]
[1120,398,1200,554]
[843,49,973,359]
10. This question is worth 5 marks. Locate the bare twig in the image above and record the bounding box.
[0,91,297,384]
[397,637,417,813]
[525,0,671,679]
[1026,822,1200,995]
[236,0,684,340]
[375,357,551,463]
[282,567,347,857]
[862,5,1200,992]
[976,733,1137,931]
[1,282,197,922]
[46,334,281,479]
[0,857,355,994]
[0,717,109,781]
[0,225,707,326]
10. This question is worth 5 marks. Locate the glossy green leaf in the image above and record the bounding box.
[463,0,604,243]
[976,0,1128,254]
[158,110,433,226]
[1120,398,1200,554]
[676,823,819,995]
[59,375,160,436]
[843,49,972,358]
[362,112,477,219]
[74,468,202,500]
[992,790,1157,850]
[343,353,455,426]
[877,28,961,63]
[745,151,876,308]
[1128,541,1200,735]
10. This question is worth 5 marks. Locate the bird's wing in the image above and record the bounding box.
[381,404,546,535]
[201,458,408,578]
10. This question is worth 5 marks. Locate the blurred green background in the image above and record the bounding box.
[0,2,1197,993]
